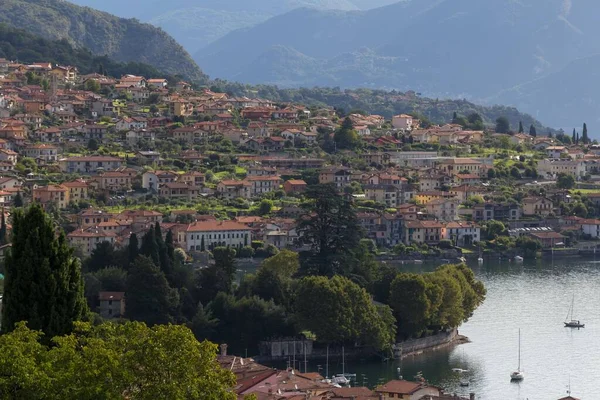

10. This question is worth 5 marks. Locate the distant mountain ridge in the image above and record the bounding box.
[68,0,399,52]
[195,0,600,127]
[0,0,206,82]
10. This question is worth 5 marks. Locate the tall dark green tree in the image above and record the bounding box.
[13,192,23,208]
[297,184,361,276]
[333,117,360,150]
[0,210,7,244]
[84,241,117,272]
[154,222,173,281]
[529,125,537,137]
[583,123,589,144]
[2,205,88,338]
[126,256,178,326]
[495,116,510,134]
[127,233,139,265]
[518,121,524,133]
[572,129,577,143]
[576,132,580,145]
[197,247,237,305]
[140,226,160,266]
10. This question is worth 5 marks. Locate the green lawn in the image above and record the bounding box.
[571,189,600,194]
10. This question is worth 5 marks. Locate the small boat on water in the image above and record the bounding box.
[452,368,469,374]
[477,257,484,264]
[414,260,423,264]
[510,329,524,382]
[514,256,524,262]
[459,379,470,387]
[564,294,585,328]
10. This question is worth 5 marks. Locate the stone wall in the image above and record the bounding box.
[394,328,458,358]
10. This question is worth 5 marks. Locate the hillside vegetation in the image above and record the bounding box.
[0,24,181,82]
[214,83,553,132]
[0,0,206,82]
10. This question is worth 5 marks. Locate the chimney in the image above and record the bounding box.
[220,343,228,356]
[470,393,475,400]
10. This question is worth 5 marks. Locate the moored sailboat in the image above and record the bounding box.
[564,294,585,328]
[510,329,524,381]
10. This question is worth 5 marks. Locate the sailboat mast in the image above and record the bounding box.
[342,346,345,375]
[518,329,521,371]
[326,345,329,379]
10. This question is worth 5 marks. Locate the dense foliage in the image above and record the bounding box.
[0,24,183,82]
[2,205,88,339]
[389,264,486,339]
[0,321,235,399]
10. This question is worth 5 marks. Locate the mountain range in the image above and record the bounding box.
[68,0,399,53]
[0,0,206,82]
[194,0,600,128]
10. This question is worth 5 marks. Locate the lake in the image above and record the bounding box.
[292,258,600,399]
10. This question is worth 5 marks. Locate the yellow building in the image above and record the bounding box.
[33,184,70,210]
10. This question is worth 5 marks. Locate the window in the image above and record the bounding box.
[108,300,112,306]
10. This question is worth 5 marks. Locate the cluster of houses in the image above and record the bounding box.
[2,61,600,259]
[216,345,474,400]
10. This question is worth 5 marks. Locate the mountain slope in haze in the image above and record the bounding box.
[196,0,600,103]
[68,0,368,52]
[0,0,206,82]
[0,24,180,81]
[494,54,600,128]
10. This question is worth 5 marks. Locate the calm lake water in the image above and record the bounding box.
[282,258,600,399]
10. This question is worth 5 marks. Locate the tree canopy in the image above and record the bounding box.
[0,321,236,399]
[295,275,396,350]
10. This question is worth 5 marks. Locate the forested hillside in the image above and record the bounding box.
[0,24,181,82]
[214,82,554,132]
[0,0,206,82]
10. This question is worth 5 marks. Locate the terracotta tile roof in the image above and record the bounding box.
[375,380,422,395]
[186,220,251,232]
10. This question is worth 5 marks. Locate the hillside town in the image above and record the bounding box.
[0,61,599,260]
[0,60,596,400]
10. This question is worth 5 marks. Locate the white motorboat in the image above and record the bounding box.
[514,256,524,262]
[510,329,524,382]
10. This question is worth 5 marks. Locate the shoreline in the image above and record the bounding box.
[400,333,470,359]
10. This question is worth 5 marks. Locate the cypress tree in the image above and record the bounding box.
[0,210,7,244]
[165,229,175,261]
[518,121,524,133]
[572,128,576,143]
[13,192,23,208]
[529,125,537,137]
[128,233,139,265]
[2,205,88,338]
[583,123,589,144]
[576,132,580,145]
[140,226,160,266]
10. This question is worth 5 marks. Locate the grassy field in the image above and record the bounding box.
[572,189,600,194]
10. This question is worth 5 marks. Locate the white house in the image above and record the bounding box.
[182,220,252,251]
[442,221,481,247]
[546,146,567,159]
[537,159,586,179]
[581,219,600,239]
[392,114,414,131]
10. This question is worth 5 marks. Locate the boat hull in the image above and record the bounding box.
[564,322,585,328]
[510,372,524,381]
